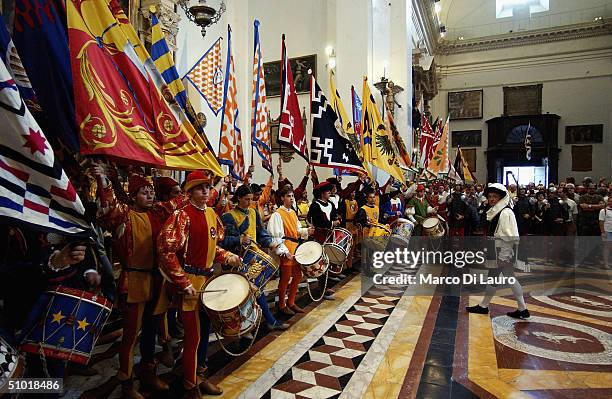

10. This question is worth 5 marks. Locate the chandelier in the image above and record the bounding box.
[178,0,226,38]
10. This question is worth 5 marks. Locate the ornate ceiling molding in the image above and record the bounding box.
[437,19,612,55]
[412,0,440,56]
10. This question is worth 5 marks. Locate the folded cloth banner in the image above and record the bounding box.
[0,56,90,236]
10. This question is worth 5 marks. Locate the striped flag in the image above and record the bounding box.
[419,115,436,168]
[150,10,187,109]
[453,146,476,184]
[184,38,224,116]
[219,25,245,179]
[251,20,272,175]
[0,57,89,235]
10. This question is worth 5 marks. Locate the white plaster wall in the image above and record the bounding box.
[431,36,612,183]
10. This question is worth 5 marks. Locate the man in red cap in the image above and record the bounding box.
[93,165,187,399]
[155,176,181,202]
[158,170,241,399]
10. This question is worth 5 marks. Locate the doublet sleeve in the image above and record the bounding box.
[267,212,289,255]
[220,212,241,250]
[158,210,191,290]
[214,214,234,263]
[97,186,130,232]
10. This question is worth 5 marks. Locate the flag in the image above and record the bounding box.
[427,116,450,175]
[453,146,476,184]
[525,122,532,161]
[0,57,89,235]
[219,25,245,180]
[310,76,365,174]
[384,103,412,170]
[361,77,404,182]
[149,8,217,155]
[68,0,222,175]
[278,34,307,160]
[150,10,187,109]
[184,38,224,116]
[251,20,273,175]
[0,15,40,116]
[447,159,463,183]
[13,0,79,152]
[419,114,436,168]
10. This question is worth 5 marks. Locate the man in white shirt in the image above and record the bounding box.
[599,197,612,267]
[559,188,578,235]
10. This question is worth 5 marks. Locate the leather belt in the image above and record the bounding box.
[183,265,214,277]
[124,267,154,273]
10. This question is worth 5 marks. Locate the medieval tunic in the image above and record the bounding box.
[355,204,380,237]
[268,206,310,258]
[307,199,337,243]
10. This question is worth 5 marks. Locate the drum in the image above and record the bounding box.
[20,286,112,365]
[328,262,344,275]
[295,241,329,278]
[323,227,353,264]
[1,337,24,390]
[391,218,414,246]
[201,272,259,338]
[239,243,279,296]
[422,216,444,237]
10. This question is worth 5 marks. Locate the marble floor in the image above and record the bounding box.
[60,260,612,399]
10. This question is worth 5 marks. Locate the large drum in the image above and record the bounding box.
[201,272,259,338]
[1,336,24,391]
[422,216,445,237]
[239,243,279,296]
[391,218,414,246]
[295,241,329,278]
[323,227,353,265]
[20,286,112,365]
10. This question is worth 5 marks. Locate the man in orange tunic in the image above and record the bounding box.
[268,187,314,315]
[158,171,241,399]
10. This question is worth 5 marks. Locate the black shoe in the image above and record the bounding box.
[507,309,530,319]
[266,322,290,331]
[466,305,489,314]
[329,276,341,282]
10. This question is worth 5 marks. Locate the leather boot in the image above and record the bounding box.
[199,378,223,395]
[158,341,174,368]
[139,362,169,391]
[182,385,203,399]
[121,379,145,399]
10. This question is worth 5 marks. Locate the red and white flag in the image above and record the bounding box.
[251,20,273,174]
[278,34,307,160]
[218,25,245,179]
[419,115,437,169]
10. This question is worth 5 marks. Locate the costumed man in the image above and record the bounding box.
[268,187,314,315]
[250,173,274,223]
[466,183,530,319]
[338,186,361,269]
[406,184,436,236]
[381,183,404,225]
[355,187,384,237]
[276,164,312,206]
[158,171,242,398]
[94,166,185,399]
[307,181,340,300]
[220,185,291,330]
[446,184,469,236]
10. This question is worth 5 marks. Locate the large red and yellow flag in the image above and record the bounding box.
[219,25,245,179]
[68,0,222,175]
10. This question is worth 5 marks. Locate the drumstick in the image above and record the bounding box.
[198,289,229,293]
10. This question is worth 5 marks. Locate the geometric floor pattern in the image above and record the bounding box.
[267,289,402,398]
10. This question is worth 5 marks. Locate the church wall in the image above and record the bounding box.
[430,35,612,183]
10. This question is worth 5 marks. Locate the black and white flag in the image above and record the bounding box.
[309,76,365,174]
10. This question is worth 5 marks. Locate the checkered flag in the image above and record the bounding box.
[184,38,224,115]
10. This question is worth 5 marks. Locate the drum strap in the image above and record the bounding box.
[183,265,214,277]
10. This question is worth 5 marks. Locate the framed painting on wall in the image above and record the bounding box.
[264,54,316,97]
[451,130,482,147]
[448,90,483,120]
[565,125,603,144]
[503,84,542,116]
[571,145,592,172]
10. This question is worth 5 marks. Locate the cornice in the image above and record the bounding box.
[437,19,612,55]
[413,0,439,56]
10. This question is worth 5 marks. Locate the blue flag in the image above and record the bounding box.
[12,0,79,152]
